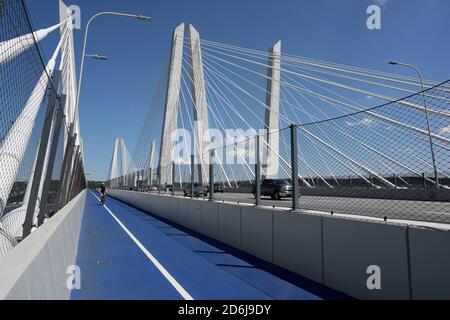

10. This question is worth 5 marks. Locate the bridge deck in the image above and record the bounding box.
[71,191,347,300]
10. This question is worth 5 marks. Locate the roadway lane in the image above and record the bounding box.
[205,192,450,223]
[71,191,342,300]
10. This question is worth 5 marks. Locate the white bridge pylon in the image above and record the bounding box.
[157,23,282,185]
[158,23,214,185]
[107,137,128,188]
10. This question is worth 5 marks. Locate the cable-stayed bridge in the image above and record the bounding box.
[0,0,450,300]
[108,22,450,223]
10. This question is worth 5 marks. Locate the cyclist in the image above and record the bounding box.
[99,183,106,205]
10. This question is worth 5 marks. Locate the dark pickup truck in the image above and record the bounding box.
[183,183,209,197]
[255,179,293,200]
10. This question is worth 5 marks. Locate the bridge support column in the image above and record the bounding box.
[23,72,61,237]
[158,23,185,186]
[189,24,211,186]
[56,130,76,210]
[38,95,67,226]
[64,145,80,204]
[263,41,281,179]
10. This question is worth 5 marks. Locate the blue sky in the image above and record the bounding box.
[25,0,450,181]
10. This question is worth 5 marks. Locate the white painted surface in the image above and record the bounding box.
[322,216,410,299]
[273,211,323,283]
[0,190,86,300]
[240,206,273,262]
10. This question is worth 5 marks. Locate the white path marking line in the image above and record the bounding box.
[89,191,193,300]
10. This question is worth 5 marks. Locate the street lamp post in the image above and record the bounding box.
[84,54,109,61]
[76,12,151,115]
[389,61,440,189]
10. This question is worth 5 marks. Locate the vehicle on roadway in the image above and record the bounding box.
[183,183,209,197]
[213,183,224,193]
[255,179,293,200]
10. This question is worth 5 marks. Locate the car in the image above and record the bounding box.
[213,184,224,193]
[148,186,158,192]
[183,183,208,197]
[257,179,293,200]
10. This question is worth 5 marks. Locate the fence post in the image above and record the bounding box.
[422,172,426,189]
[290,124,299,211]
[157,166,161,194]
[138,170,141,191]
[171,162,175,196]
[255,135,261,206]
[148,167,152,187]
[209,150,215,201]
[393,173,398,189]
[191,155,195,198]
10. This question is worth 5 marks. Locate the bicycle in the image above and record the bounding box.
[100,193,106,205]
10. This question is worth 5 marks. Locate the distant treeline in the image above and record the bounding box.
[88,181,105,190]
[6,180,61,206]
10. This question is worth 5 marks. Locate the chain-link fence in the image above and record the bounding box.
[0,0,53,256]
[296,80,450,223]
[0,0,86,257]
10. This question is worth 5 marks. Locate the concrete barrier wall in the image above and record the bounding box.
[241,206,273,262]
[409,227,450,300]
[0,190,87,300]
[322,216,410,299]
[300,187,450,202]
[273,211,323,284]
[109,189,450,300]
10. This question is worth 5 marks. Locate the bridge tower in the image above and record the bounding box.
[147,139,156,186]
[188,24,211,185]
[158,23,185,186]
[107,137,127,188]
[263,41,281,178]
[119,137,127,181]
[107,138,120,187]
